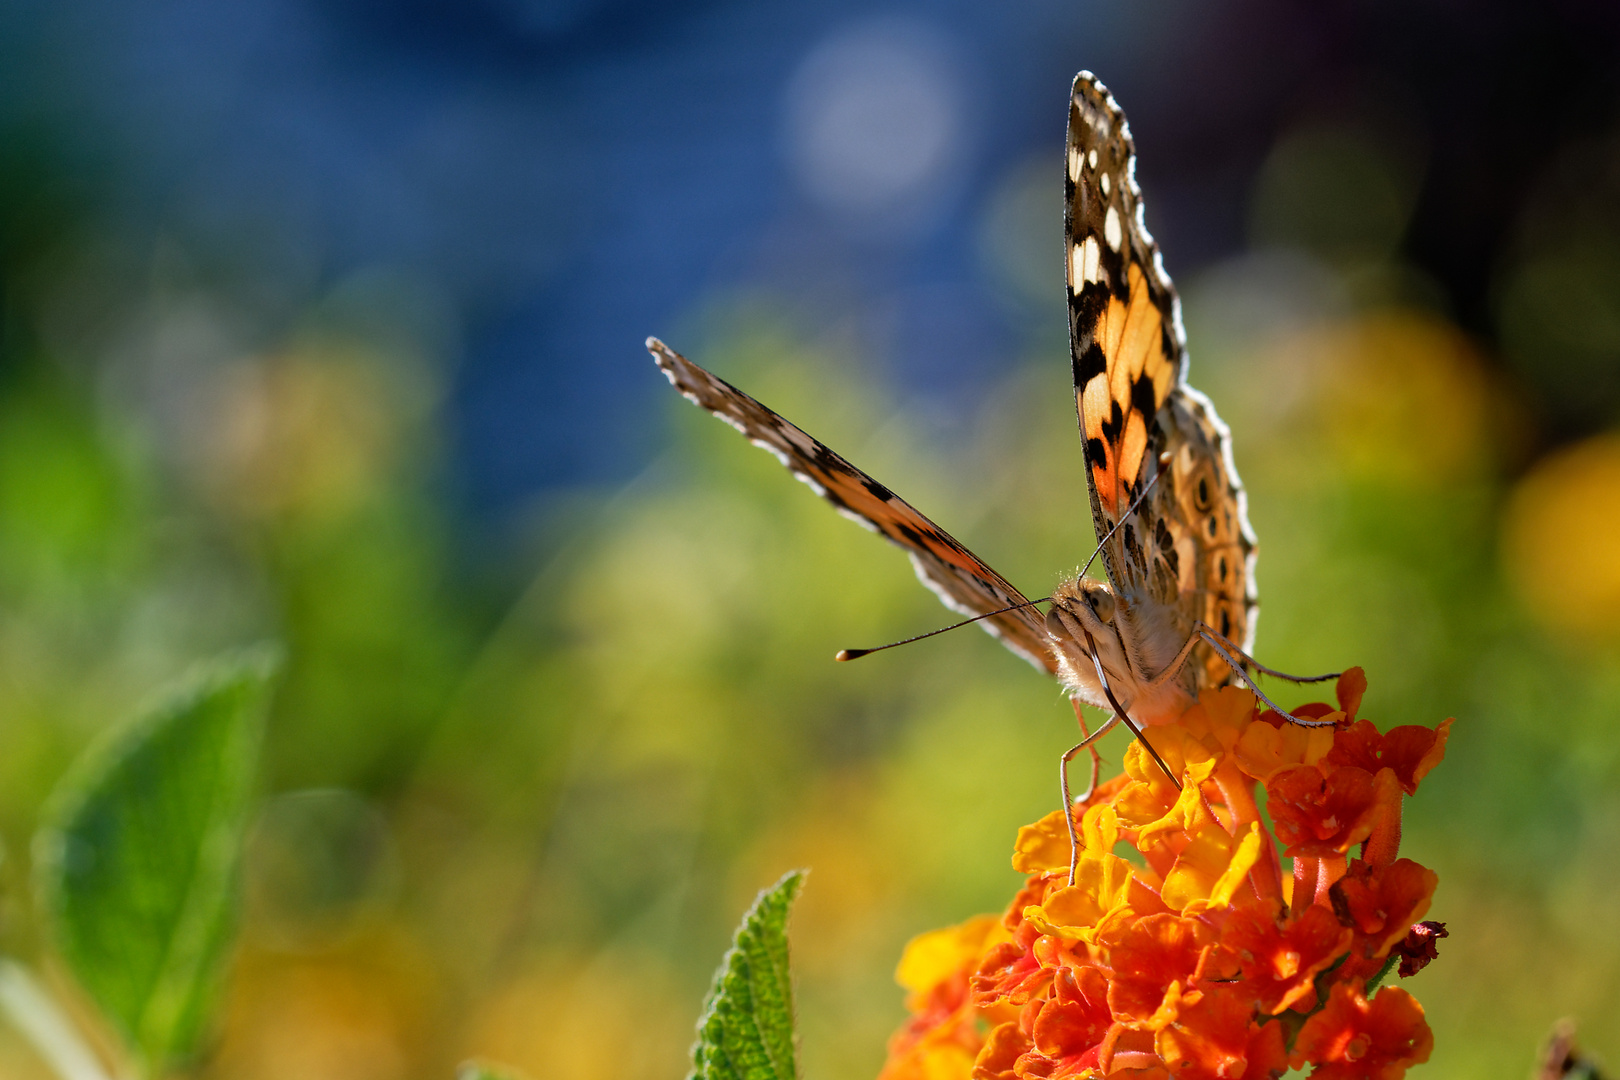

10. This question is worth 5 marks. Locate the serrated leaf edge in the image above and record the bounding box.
[688,869,806,1080]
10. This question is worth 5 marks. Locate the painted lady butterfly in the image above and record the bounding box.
[648,72,1334,806]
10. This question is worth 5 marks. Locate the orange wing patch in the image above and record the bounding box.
[1075,262,1176,518]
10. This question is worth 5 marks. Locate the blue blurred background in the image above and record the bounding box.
[3,0,1620,1077]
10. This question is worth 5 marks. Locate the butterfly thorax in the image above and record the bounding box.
[1044,576,1198,724]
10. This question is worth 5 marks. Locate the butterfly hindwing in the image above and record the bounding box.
[648,338,1056,673]
[1065,72,1259,680]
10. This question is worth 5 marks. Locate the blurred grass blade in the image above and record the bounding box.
[0,959,116,1080]
[33,650,278,1074]
[690,869,806,1080]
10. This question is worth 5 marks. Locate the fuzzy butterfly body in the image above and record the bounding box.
[650,71,1260,726]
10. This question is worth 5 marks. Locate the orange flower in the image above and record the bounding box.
[1266,763,1401,857]
[1101,914,1216,1025]
[1153,990,1271,1080]
[1220,902,1352,1014]
[1029,965,1111,1074]
[876,670,1449,1080]
[1328,859,1439,980]
[1290,984,1433,1080]
[972,1022,1029,1080]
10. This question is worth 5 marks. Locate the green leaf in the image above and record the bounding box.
[690,869,806,1080]
[33,648,278,1075]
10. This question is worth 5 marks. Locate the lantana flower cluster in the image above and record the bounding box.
[879,670,1450,1080]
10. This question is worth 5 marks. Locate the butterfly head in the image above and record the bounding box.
[1045,578,1118,638]
[1044,577,1135,713]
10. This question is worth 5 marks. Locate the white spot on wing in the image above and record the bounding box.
[1068,145,1082,180]
[1104,206,1122,251]
[1088,148,1098,169]
[1070,237,1100,291]
[1100,172,1110,196]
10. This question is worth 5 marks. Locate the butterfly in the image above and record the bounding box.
[648,72,1334,862]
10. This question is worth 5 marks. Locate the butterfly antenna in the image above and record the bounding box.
[836,597,1052,662]
[1078,451,1170,580]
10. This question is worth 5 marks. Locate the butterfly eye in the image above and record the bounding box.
[1045,606,1068,637]
[1088,590,1117,624]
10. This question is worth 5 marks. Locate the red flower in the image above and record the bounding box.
[1325,719,1452,795]
[1266,764,1401,857]
[1291,983,1433,1080]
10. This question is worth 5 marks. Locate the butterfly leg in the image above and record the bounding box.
[1066,697,1104,803]
[1061,703,1120,886]
[1193,624,1340,728]
[1137,624,1340,728]
[1214,639,1338,685]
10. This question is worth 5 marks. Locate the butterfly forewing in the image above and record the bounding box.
[648,338,1057,674]
[647,71,1263,703]
[1065,72,1260,681]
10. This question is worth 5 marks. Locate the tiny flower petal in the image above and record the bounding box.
[1123,727,1219,801]
[971,1021,1030,1080]
[1163,820,1264,913]
[1100,1026,1168,1077]
[1180,686,1261,753]
[1013,809,1080,875]
[972,941,1052,1007]
[1154,987,1263,1080]
[1336,667,1368,719]
[1234,715,1338,782]
[1032,965,1112,1059]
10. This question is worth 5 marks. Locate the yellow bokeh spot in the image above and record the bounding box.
[1503,433,1620,636]
[1272,309,1492,487]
